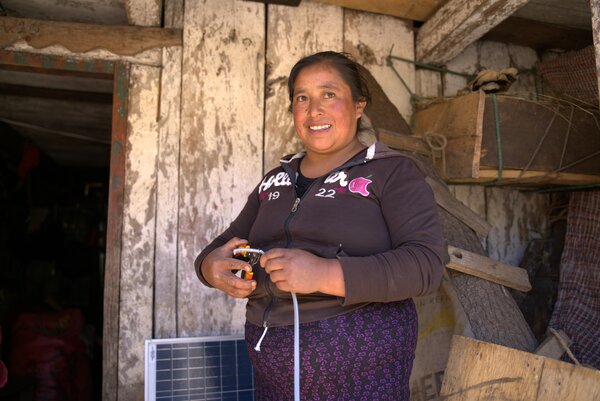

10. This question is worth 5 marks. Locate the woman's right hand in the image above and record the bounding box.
[200,237,257,298]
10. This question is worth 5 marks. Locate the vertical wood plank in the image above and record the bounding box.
[154,0,183,339]
[344,10,415,124]
[178,0,265,337]
[103,61,128,401]
[117,64,160,400]
[264,1,344,171]
[592,0,600,108]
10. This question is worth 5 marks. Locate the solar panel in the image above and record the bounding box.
[145,335,255,401]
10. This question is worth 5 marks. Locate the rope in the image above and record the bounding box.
[549,328,581,366]
[423,132,448,177]
[491,94,503,185]
[386,54,472,78]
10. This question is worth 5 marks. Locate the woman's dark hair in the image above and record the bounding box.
[287,51,371,112]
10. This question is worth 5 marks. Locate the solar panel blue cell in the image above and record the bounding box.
[173,378,190,391]
[188,356,205,368]
[172,358,189,370]
[205,344,221,357]
[157,358,172,370]
[205,366,220,378]
[157,348,172,360]
[172,347,189,358]
[189,346,204,358]
[237,373,253,389]
[205,356,220,367]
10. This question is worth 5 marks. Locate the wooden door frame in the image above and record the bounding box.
[0,50,128,401]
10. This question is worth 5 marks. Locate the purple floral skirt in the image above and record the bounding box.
[245,300,417,401]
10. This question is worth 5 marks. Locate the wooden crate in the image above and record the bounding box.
[440,335,600,401]
[413,92,600,186]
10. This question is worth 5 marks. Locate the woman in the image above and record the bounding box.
[195,51,445,400]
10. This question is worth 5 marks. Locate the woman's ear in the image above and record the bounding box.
[355,100,367,118]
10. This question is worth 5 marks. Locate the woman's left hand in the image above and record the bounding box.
[260,248,345,296]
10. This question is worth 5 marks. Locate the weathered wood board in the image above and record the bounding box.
[441,335,600,401]
[103,61,128,401]
[118,64,160,400]
[264,1,343,171]
[153,0,183,339]
[178,0,265,337]
[0,16,181,56]
[446,245,531,292]
[593,0,600,107]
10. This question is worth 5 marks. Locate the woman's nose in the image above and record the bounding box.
[308,99,323,116]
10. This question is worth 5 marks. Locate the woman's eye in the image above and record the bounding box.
[324,92,336,99]
[295,95,307,102]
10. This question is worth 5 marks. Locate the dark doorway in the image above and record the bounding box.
[0,51,126,401]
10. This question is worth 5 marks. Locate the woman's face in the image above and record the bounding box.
[291,63,366,158]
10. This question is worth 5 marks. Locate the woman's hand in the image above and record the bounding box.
[260,248,345,296]
[200,237,257,298]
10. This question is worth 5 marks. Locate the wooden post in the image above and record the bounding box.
[592,0,600,109]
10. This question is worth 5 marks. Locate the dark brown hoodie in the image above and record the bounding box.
[195,142,445,328]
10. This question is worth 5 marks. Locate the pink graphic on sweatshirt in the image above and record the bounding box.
[348,177,372,197]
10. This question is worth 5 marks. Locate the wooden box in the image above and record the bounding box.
[441,335,600,401]
[413,92,600,186]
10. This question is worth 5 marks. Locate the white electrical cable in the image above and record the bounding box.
[291,292,300,401]
[234,248,300,401]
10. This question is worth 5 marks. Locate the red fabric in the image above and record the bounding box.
[0,325,7,389]
[17,142,40,178]
[8,309,91,401]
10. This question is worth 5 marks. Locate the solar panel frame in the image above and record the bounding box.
[145,335,255,401]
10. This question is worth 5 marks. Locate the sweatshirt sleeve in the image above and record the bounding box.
[194,187,261,287]
[339,157,445,305]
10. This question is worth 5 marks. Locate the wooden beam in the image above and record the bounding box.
[416,0,529,65]
[0,83,113,103]
[310,0,446,21]
[427,177,492,237]
[446,245,531,292]
[0,17,181,57]
[377,128,430,155]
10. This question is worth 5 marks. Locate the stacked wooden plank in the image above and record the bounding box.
[441,335,600,401]
[411,91,600,186]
